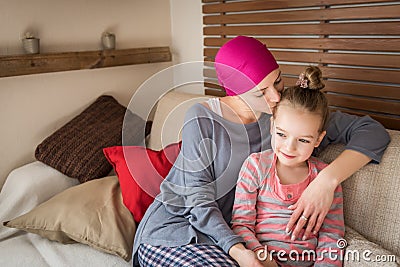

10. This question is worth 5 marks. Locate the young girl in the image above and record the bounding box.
[232,66,344,267]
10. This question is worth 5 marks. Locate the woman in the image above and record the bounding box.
[133,36,390,266]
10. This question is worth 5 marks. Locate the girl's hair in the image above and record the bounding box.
[275,66,329,132]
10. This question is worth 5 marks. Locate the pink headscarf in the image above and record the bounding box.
[215,36,279,96]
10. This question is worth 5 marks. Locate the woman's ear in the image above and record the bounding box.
[314,130,326,147]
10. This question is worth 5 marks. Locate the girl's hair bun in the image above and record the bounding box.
[304,66,325,91]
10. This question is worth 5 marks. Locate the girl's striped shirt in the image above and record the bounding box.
[232,149,344,267]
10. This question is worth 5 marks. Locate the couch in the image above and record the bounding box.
[1,90,397,267]
[148,90,400,267]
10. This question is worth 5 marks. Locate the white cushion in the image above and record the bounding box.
[0,161,78,240]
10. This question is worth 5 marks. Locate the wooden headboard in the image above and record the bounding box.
[202,0,400,130]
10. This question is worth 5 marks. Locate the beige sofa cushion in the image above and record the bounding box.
[344,226,399,266]
[147,90,212,150]
[319,129,400,257]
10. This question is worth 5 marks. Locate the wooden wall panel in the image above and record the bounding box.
[203,0,400,129]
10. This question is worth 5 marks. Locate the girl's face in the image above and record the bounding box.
[239,69,284,114]
[271,103,326,168]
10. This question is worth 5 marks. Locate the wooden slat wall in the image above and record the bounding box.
[203,0,400,130]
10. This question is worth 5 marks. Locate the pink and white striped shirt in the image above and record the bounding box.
[232,150,344,267]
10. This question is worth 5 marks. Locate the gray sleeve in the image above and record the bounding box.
[316,111,390,163]
[158,105,243,253]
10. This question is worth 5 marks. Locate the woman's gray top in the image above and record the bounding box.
[133,102,390,258]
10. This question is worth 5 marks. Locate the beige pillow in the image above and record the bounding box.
[3,176,135,261]
[147,91,212,150]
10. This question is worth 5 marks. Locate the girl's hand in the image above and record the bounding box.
[229,243,264,267]
[256,249,279,267]
[286,175,336,241]
[261,260,279,267]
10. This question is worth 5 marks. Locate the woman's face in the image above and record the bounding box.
[239,68,284,114]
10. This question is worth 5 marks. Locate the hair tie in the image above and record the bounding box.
[296,73,308,88]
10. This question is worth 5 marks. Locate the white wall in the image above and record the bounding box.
[0,0,172,188]
[0,0,205,189]
[169,0,204,94]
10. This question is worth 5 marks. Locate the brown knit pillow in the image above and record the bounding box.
[35,95,146,183]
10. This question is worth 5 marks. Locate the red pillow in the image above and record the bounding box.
[103,142,181,222]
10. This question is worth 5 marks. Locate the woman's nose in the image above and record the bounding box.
[265,87,281,104]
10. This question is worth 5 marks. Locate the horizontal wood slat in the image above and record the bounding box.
[321,67,400,84]
[326,94,400,115]
[204,5,400,24]
[330,107,400,130]
[203,0,395,13]
[204,80,220,89]
[273,51,400,69]
[203,67,217,79]
[0,47,172,78]
[279,65,400,84]
[204,48,400,68]
[282,77,400,100]
[324,81,400,100]
[204,22,400,36]
[202,0,223,3]
[205,88,226,97]
[204,38,400,52]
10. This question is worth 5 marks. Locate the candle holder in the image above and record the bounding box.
[102,32,116,50]
[22,32,40,54]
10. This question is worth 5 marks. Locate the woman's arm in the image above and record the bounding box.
[158,104,243,252]
[287,112,390,240]
[316,111,390,163]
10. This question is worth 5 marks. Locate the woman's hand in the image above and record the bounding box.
[286,150,371,240]
[286,173,336,241]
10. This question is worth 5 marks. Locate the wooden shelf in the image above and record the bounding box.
[0,46,172,78]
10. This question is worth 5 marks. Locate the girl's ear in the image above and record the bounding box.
[314,130,326,147]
